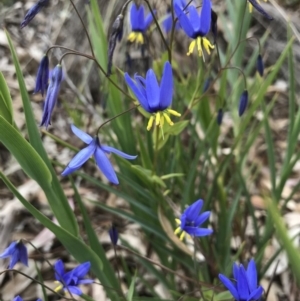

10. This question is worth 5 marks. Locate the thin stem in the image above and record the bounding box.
[239,36,262,54]
[46,45,82,56]
[97,105,138,135]
[69,0,95,57]
[59,51,94,65]
[221,66,247,89]
[193,237,206,300]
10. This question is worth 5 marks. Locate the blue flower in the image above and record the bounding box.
[61,125,137,184]
[248,0,273,20]
[20,0,49,29]
[13,297,23,301]
[174,199,213,240]
[35,55,49,96]
[219,259,264,301]
[109,226,119,245]
[40,64,63,128]
[0,241,28,269]
[127,4,155,44]
[238,90,248,117]
[174,0,214,57]
[162,12,180,34]
[54,260,93,296]
[124,61,181,131]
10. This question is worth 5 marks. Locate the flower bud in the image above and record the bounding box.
[238,90,248,117]
[34,55,49,96]
[217,108,223,125]
[256,54,264,77]
[109,226,119,245]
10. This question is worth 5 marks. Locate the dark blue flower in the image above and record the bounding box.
[20,0,49,29]
[219,259,264,301]
[127,4,155,44]
[238,90,248,117]
[54,260,93,296]
[217,108,223,125]
[174,199,213,240]
[174,0,214,57]
[248,0,273,20]
[35,55,49,96]
[40,64,63,128]
[61,125,137,184]
[124,61,181,130]
[256,54,264,77]
[0,241,28,269]
[109,226,119,245]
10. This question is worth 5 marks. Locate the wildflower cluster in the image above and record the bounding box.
[0,0,276,299]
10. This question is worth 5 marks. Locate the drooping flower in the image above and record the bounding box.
[256,54,264,77]
[247,0,273,20]
[109,226,119,245]
[124,61,181,131]
[0,241,28,269]
[219,259,264,301]
[238,90,248,117]
[61,125,137,184]
[217,108,223,125]
[174,0,214,57]
[54,260,93,296]
[40,64,63,128]
[174,199,213,241]
[35,55,49,96]
[127,3,155,44]
[20,0,49,29]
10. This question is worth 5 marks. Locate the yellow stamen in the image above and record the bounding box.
[187,40,196,56]
[54,283,63,292]
[202,38,215,55]
[155,112,161,126]
[175,218,181,225]
[174,227,182,235]
[179,231,186,241]
[127,32,144,44]
[163,113,174,126]
[167,109,181,117]
[147,116,154,131]
[160,114,164,127]
[197,37,203,57]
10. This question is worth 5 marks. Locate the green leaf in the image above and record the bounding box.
[0,116,51,184]
[127,271,137,301]
[0,72,13,123]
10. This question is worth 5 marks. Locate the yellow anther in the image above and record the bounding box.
[187,40,196,56]
[174,227,181,235]
[175,218,181,225]
[163,113,174,126]
[202,38,214,55]
[147,116,154,131]
[127,32,144,44]
[197,37,203,57]
[179,231,185,241]
[54,283,63,292]
[167,109,181,117]
[155,112,161,126]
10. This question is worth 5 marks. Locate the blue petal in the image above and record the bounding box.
[72,262,91,278]
[101,145,137,160]
[71,124,93,144]
[194,211,211,227]
[247,286,263,301]
[94,147,119,185]
[159,61,173,110]
[180,214,187,229]
[18,242,28,266]
[13,296,23,301]
[246,259,257,292]
[144,11,155,31]
[65,285,83,296]
[54,260,65,281]
[61,140,97,176]
[237,266,250,300]
[188,6,200,33]
[184,199,203,222]
[0,241,17,258]
[9,249,19,269]
[233,263,239,281]
[174,1,195,38]
[199,0,211,36]
[78,278,94,284]
[163,14,173,33]
[219,274,240,301]
[130,3,139,30]
[137,5,145,29]
[146,69,160,111]
[125,73,150,112]
[238,90,248,117]
[183,226,213,237]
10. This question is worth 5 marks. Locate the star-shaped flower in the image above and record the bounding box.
[174,199,213,241]
[174,0,214,57]
[0,241,28,269]
[219,259,264,301]
[61,125,137,184]
[54,260,93,296]
[127,3,155,44]
[124,61,181,131]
